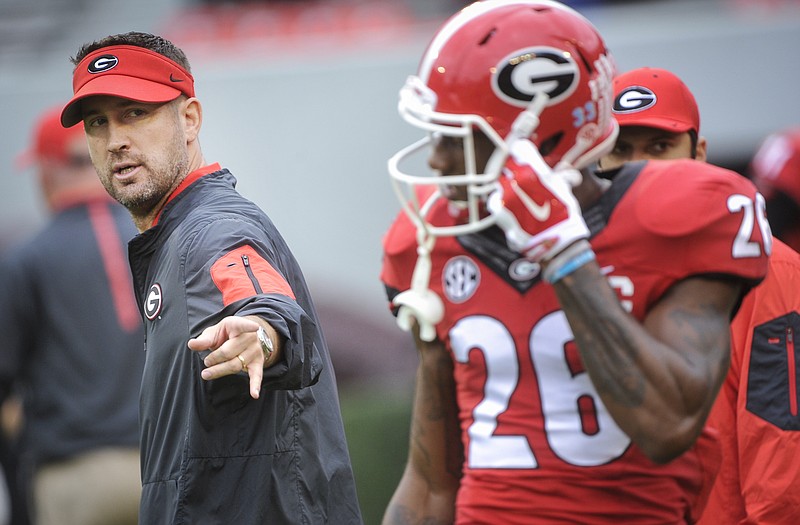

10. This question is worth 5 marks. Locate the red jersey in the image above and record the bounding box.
[381,159,769,524]
[699,239,800,525]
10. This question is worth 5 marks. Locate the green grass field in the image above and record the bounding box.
[340,387,412,525]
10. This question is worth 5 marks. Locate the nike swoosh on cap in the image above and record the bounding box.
[169,73,184,83]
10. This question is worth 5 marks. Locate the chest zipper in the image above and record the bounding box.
[242,254,263,294]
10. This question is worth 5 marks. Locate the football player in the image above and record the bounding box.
[380,1,771,523]
[606,66,800,525]
[600,67,707,169]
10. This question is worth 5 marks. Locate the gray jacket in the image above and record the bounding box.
[129,168,361,524]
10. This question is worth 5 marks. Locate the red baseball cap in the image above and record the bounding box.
[61,45,195,128]
[611,67,700,134]
[17,105,86,168]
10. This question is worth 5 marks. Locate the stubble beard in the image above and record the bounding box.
[101,136,189,220]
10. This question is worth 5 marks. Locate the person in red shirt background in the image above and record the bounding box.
[600,67,706,169]
[607,66,800,524]
[0,105,144,525]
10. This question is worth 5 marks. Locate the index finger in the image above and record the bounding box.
[247,365,263,400]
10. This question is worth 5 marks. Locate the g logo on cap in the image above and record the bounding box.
[88,54,119,74]
[614,86,657,114]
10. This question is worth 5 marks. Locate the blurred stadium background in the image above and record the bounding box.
[1,0,799,522]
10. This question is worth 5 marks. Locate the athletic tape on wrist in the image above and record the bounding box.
[542,241,596,284]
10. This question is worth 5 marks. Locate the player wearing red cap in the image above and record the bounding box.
[750,128,800,253]
[604,67,800,525]
[600,67,706,170]
[380,2,769,523]
[61,32,362,524]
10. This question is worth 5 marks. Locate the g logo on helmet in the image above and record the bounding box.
[613,86,657,114]
[88,54,119,74]
[492,47,580,108]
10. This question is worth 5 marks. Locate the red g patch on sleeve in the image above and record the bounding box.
[210,245,296,306]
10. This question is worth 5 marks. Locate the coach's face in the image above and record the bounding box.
[80,95,200,224]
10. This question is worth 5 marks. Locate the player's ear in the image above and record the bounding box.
[695,136,708,163]
[181,97,202,143]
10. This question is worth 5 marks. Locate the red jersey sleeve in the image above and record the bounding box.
[594,160,770,320]
[380,209,419,302]
[381,186,454,310]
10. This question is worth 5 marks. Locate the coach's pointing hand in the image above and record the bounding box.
[189,315,281,399]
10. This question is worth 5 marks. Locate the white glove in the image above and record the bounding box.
[486,139,590,262]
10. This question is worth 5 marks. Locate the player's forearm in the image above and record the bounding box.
[383,336,461,525]
[409,337,463,487]
[550,263,726,462]
[382,470,456,525]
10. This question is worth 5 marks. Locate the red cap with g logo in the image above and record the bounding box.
[612,67,700,134]
[61,45,195,128]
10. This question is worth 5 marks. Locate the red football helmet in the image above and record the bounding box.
[389,0,618,237]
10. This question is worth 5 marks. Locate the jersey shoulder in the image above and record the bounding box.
[382,186,452,257]
[381,186,450,292]
[631,159,759,237]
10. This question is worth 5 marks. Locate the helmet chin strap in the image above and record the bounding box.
[392,229,444,342]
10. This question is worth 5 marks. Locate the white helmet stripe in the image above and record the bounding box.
[419,1,593,83]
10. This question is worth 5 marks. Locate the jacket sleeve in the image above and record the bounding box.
[183,217,323,391]
[238,295,322,391]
